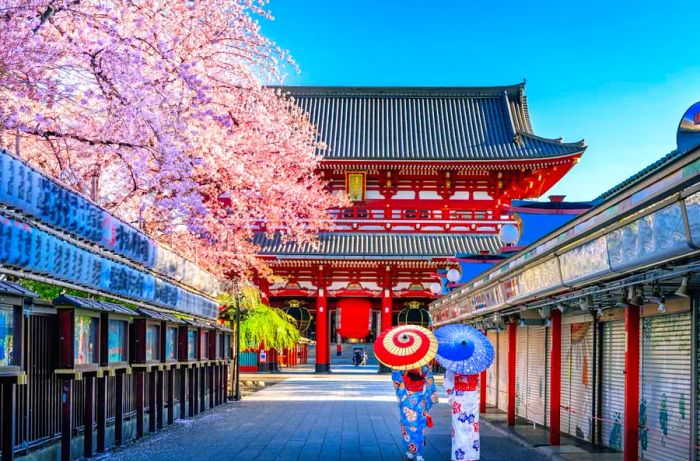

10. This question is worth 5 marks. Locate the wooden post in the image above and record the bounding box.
[135,371,145,438]
[549,309,562,445]
[2,382,16,461]
[148,370,156,432]
[96,375,107,452]
[156,369,164,429]
[167,368,175,424]
[507,322,516,426]
[61,379,72,461]
[188,368,196,416]
[84,375,94,458]
[180,368,187,418]
[479,370,487,413]
[624,305,640,461]
[115,373,123,446]
[209,365,214,409]
[200,366,206,412]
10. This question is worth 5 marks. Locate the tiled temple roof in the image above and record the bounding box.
[278,84,586,161]
[253,233,502,259]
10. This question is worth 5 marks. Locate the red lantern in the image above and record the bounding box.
[336,298,372,339]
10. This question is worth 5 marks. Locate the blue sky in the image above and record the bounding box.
[262,0,700,201]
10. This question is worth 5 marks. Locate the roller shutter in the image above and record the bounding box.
[497,329,509,412]
[567,321,594,442]
[560,320,572,435]
[600,320,625,451]
[527,326,547,426]
[640,313,691,461]
[516,326,528,418]
[486,331,498,407]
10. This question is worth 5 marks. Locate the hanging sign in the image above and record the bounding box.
[0,149,221,296]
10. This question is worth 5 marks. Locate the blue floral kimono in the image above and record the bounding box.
[392,366,438,458]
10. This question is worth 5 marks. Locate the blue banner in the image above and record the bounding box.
[0,149,220,297]
[0,215,217,318]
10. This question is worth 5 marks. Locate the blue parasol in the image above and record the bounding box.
[434,324,494,375]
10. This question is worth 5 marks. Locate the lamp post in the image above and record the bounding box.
[233,296,241,401]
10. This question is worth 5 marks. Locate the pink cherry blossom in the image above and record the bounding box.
[0,0,346,281]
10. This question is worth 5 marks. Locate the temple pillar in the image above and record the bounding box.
[381,266,393,332]
[315,266,330,373]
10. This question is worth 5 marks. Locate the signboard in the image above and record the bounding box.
[259,350,267,363]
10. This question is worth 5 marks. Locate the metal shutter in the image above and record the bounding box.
[516,326,528,418]
[486,331,498,407]
[640,313,691,461]
[560,320,572,434]
[568,321,594,442]
[527,326,547,426]
[497,329,509,412]
[600,320,625,451]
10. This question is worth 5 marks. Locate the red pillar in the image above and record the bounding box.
[507,322,516,426]
[549,309,562,445]
[381,266,393,332]
[624,305,640,461]
[479,370,487,413]
[315,267,330,373]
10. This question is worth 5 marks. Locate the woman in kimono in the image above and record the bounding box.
[392,365,439,461]
[443,371,480,461]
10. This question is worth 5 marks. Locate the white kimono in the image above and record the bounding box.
[444,370,480,460]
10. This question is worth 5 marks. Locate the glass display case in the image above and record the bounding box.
[0,281,35,378]
[55,294,134,374]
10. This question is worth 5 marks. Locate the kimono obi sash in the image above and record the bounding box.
[454,374,479,392]
[403,371,426,392]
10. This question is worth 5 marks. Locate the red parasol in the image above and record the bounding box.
[374,325,438,370]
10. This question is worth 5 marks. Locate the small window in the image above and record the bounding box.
[165,326,178,361]
[107,319,128,363]
[74,315,99,365]
[187,329,197,360]
[0,304,16,367]
[146,324,161,362]
[223,335,231,359]
[201,332,209,359]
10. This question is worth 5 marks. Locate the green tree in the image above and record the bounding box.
[218,287,300,350]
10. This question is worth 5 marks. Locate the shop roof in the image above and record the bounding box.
[0,281,37,298]
[53,294,134,315]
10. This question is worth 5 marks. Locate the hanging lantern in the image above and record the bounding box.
[284,300,311,334]
[397,301,431,327]
[336,298,372,339]
[499,223,521,246]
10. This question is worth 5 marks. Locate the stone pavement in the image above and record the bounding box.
[101,371,557,461]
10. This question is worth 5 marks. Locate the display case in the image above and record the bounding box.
[54,294,133,376]
[133,310,166,368]
[136,308,184,367]
[0,281,36,380]
[179,319,203,365]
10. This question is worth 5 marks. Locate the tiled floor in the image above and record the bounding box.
[102,372,555,460]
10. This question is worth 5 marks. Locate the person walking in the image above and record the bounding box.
[374,325,439,461]
[444,371,480,460]
[433,324,495,461]
[392,365,438,461]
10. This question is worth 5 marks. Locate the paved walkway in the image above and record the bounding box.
[103,373,556,461]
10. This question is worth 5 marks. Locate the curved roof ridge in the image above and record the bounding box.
[274,83,526,98]
[519,131,587,149]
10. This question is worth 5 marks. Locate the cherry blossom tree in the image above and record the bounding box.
[0,0,344,279]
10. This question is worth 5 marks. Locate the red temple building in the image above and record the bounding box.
[254,83,586,372]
